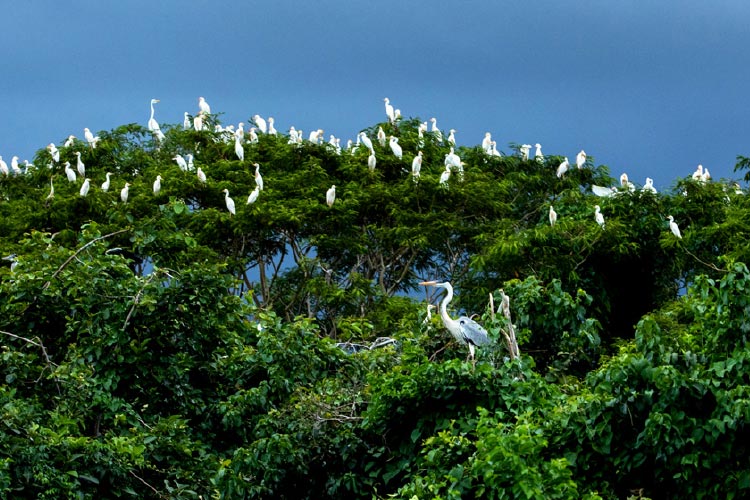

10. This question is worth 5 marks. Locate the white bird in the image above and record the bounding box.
[198,96,211,114]
[75,152,85,177]
[556,157,569,178]
[183,112,191,130]
[576,150,587,169]
[253,115,267,134]
[519,144,531,161]
[309,129,323,144]
[64,162,77,182]
[549,205,557,226]
[247,185,260,204]
[79,178,90,197]
[148,99,161,132]
[667,215,682,238]
[368,151,377,171]
[643,177,657,194]
[692,164,704,181]
[534,143,544,163]
[702,167,711,182]
[389,136,402,159]
[326,185,336,207]
[384,97,395,123]
[418,280,491,363]
[377,126,386,148]
[482,132,493,153]
[267,117,277,135]
[47,178,55,200]
[411,151,423,178]
[445,147,461,169]
[0,157,9,176]
[489,141,502,157]
[235,135,244,161]
[248,127,259,143]
[439,167,451,187]
[620,172,630,188]
[47,143,60,162]
[64,135,76,148]
[186,154,194,171]
[120,182,130,203]
[254,163,263,190]
[174,155,188,171]
[153,175,162,195]
[430,117,442,143]
[447,129,456,146]
[84,128,97,148]
[101,172,112,191]
[594,205,605,228]
[23,160,34,172]
[10,156,21,175]
[359,132,374,153]
[197,167,207,184]
[193,113,204,131]
[223,189,236,215]
[592,185,616,197]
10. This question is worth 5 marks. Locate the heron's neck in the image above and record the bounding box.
[439,285,454,326]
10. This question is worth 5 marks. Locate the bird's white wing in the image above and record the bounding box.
[592,185,614,197]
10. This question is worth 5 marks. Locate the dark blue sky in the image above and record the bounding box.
[2,1,749,189]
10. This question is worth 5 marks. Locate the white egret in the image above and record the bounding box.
[64,135,76,148]
[174,155,188,171]
[576,150,587,169]
[534,143,544,163]
[592,185,616,197]
[594,205,605,228]
[430,117,442,143]
[120,183,130,203]
[64,162,77,182]
[84,128,97,148]
[79,178,90,197]
[419,280,490,363]
[183,112,191,130]
[267,117,277,135]
[411,151,423,178]
[254,163,263,190]
[223,189,236,215]
[643,178,657,194]
[197,167,207,184]
[101,172,112,191]
[148,99,160,132]
[620,172,630,188]
[439,166,451,187]
[549,205,557,226]
[444,147,461,169]
[667,216,682,239]
[417,126,425,148]
[359,132,374,153]
[253,114,267,134]
[47,178,54,200]
[153,175,162,195]
[489,141,502,157]
[193,113,204,131]
[556,157,569,178]
[248,127,259,143]
[447,129,456,146]
[482,132,493,153]
[702,168,711,182]
[389,136,402,159]
[288,126,299,144]
[235,135,244,161]
[309,129,323,144]
[326,185,336,207]
[247,185,260,204]
[368,151,377,171]
[0,157,8,176]
[47,143,60,162]
[10,156,20,175]
[198,96,211,114]
[384,97,395,123]
[520,144,531,161]
[186,154,194,171]
[377,126,386,148]
[75,152,85,177]
[692,164,704,181]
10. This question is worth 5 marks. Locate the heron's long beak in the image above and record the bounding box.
[419,280,437,286]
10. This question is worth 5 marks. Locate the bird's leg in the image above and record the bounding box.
[468,343,476,368]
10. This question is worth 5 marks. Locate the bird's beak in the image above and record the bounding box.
[419,281,437,286]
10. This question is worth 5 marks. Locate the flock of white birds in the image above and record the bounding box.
[0,95,721,241]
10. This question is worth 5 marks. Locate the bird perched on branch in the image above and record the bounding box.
[419,280,490,363]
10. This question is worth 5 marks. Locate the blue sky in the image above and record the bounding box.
[2,1,749,189]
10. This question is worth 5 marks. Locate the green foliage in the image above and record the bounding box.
[1,110,749,498]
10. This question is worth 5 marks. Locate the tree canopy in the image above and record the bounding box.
[1,108,749,498]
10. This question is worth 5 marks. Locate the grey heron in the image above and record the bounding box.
[419,280,490,363]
